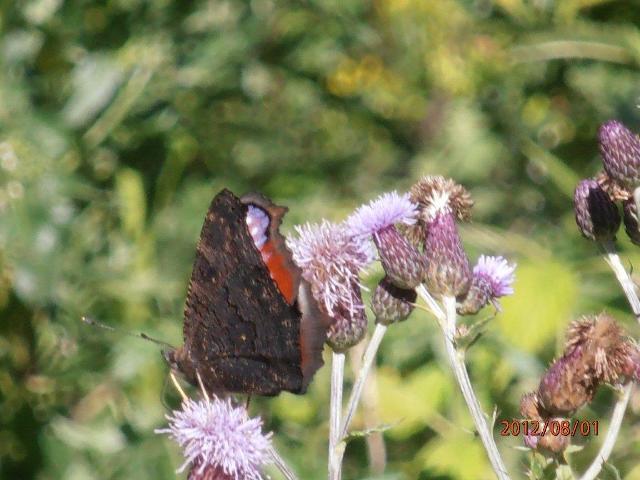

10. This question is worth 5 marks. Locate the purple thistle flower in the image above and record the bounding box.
[599,119,640,189]
[287,220,372,316]
[458,255,516,315]
[473,255,516,297]
[156,397,272,480]
[287,221,372,350]
[346,191,424,289]
[573,178,621,242]
[346,191,417,237]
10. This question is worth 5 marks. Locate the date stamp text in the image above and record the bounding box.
[499,420,599,437]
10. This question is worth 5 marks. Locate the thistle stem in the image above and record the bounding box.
[438,295,510,480]
[578,383,633,480]
[601,240,640,319]
[269,446,299,480]
[579,241,640,480]
[339,323,388,439]
[329,351,345,480]
[416,284,445,322]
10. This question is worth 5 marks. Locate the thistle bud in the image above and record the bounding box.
[346,191,424,289]
[409,176,473,298]
[423,212,471,298]
[374,226,425,289]
[623,198,640,245]
[599,119,640,189]
[537,347,595,415]
[520,393,569,454]
[326,283,368,352]
[371,276,416,325]
[407,175,473,246]
[457,255,516,315]
[573,178,620,242]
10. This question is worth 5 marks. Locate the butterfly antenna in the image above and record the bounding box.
[81,316,175,349]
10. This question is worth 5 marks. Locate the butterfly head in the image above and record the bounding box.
[163,346,196,382]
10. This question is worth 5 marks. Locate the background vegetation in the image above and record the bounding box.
[3,0,640,478]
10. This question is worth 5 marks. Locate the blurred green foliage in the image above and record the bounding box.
[3,0,640,478]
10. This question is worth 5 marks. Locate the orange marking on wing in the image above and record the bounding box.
[259,240,296,304]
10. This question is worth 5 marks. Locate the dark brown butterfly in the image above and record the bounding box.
[164,189,328,396]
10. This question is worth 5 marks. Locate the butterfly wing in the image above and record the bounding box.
[177,189,307,395]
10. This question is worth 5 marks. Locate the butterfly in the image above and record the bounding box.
[164,189,328,396]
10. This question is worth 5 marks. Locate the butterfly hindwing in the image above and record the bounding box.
[179,189,305,395]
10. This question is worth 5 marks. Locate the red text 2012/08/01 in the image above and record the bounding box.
[499,419,599,437]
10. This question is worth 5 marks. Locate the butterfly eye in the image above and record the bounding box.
[245,205,270,249]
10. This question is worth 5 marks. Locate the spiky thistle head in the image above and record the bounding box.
[287,221,372,351]
[156,396,272,480]
[565,313,640,384]
[599,119,640,189]
[573,178,621,242]
[537,346,595,415]
[473,255,516,297]
[537,313,640,415]
[458,255,516,315]
[410,175,473,224]
[346,191,417,237]
[346,191,424,288]
[287,220,372,317]
[371,276,417,325]
[406,177,473,298]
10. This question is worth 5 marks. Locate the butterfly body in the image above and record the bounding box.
[164,189,327,396]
